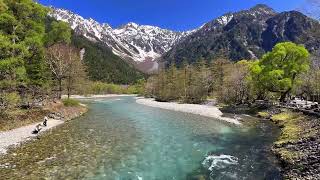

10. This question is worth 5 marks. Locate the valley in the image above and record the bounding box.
[0,1,319,180]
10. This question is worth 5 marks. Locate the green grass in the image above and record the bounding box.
[257,111,270,118]
[276,148,301,164]
[271,111,302,145]
[63,98,80,107]
[270,110,307,163]
[271,110,319,166]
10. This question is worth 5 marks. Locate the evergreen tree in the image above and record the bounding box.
[45,20,71,46]
[210,58,231,94]
[0,0,49,105]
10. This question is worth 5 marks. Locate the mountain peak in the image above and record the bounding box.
[125,22,139,28]
[116,22,140,30]
[246,4,276,17]
[88,18,98,24]
[49,7,190,73]
[250,4,274,12]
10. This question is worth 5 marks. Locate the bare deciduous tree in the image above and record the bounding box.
[45,43,84,99]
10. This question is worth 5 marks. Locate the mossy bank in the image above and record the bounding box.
[260,109,320,179]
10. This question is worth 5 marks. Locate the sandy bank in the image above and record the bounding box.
[0,119,64,154]
[136,98,241,125]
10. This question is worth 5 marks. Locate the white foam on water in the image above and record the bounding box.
[137,175,143,180]
[94,99,106,102]
[202,154,238,171]
[221,171,238,179]
[94,98,124,104]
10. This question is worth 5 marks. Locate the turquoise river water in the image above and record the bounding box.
[0,96,281,180]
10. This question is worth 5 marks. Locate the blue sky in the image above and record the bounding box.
[39,0,308,31]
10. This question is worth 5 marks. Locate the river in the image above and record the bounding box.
[0,96,281,179]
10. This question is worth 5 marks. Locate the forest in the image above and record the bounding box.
[71,34,145,84]
[144,42,320,105]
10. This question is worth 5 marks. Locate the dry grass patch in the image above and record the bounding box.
[0,109,49,132]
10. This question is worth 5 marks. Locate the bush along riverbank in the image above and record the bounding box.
[258,109,320,179]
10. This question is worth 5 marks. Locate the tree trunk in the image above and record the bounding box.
[67,75,71,99]
[58,79,62,99]
[184,68,187,100]
[280,88,291,102]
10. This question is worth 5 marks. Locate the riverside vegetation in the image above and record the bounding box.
[144,42,316,105]
[258,109,320,179]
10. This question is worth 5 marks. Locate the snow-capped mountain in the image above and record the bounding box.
[50,4,320,72]
[49,8,194,72]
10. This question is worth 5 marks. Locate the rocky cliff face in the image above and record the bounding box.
[262,11,320,52]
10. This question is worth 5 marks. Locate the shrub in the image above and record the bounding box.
[63,98,80,107]
[90,82,108,94]
[0,92,21,114]
[88,81,144,95]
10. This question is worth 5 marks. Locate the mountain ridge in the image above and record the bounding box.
[163,5,320,66]
[49,4,320,71]
[49,7,197,72]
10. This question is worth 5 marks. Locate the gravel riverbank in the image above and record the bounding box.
[0,119,64,154]
[136,98,241,125]
[63,94,136,99]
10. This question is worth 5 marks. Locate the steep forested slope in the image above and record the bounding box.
[72,35,145,84]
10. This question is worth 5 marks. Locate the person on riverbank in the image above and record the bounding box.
[43,116,48,127]
[32,124,42,134]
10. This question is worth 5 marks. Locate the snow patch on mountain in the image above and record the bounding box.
[49,8,196,64]
[217,14,234,25]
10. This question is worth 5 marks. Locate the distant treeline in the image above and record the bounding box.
[144,42,320,104]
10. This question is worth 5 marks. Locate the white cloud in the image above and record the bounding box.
[298,0,320,20]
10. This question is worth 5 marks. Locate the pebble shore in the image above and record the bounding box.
[136,98,241,125]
